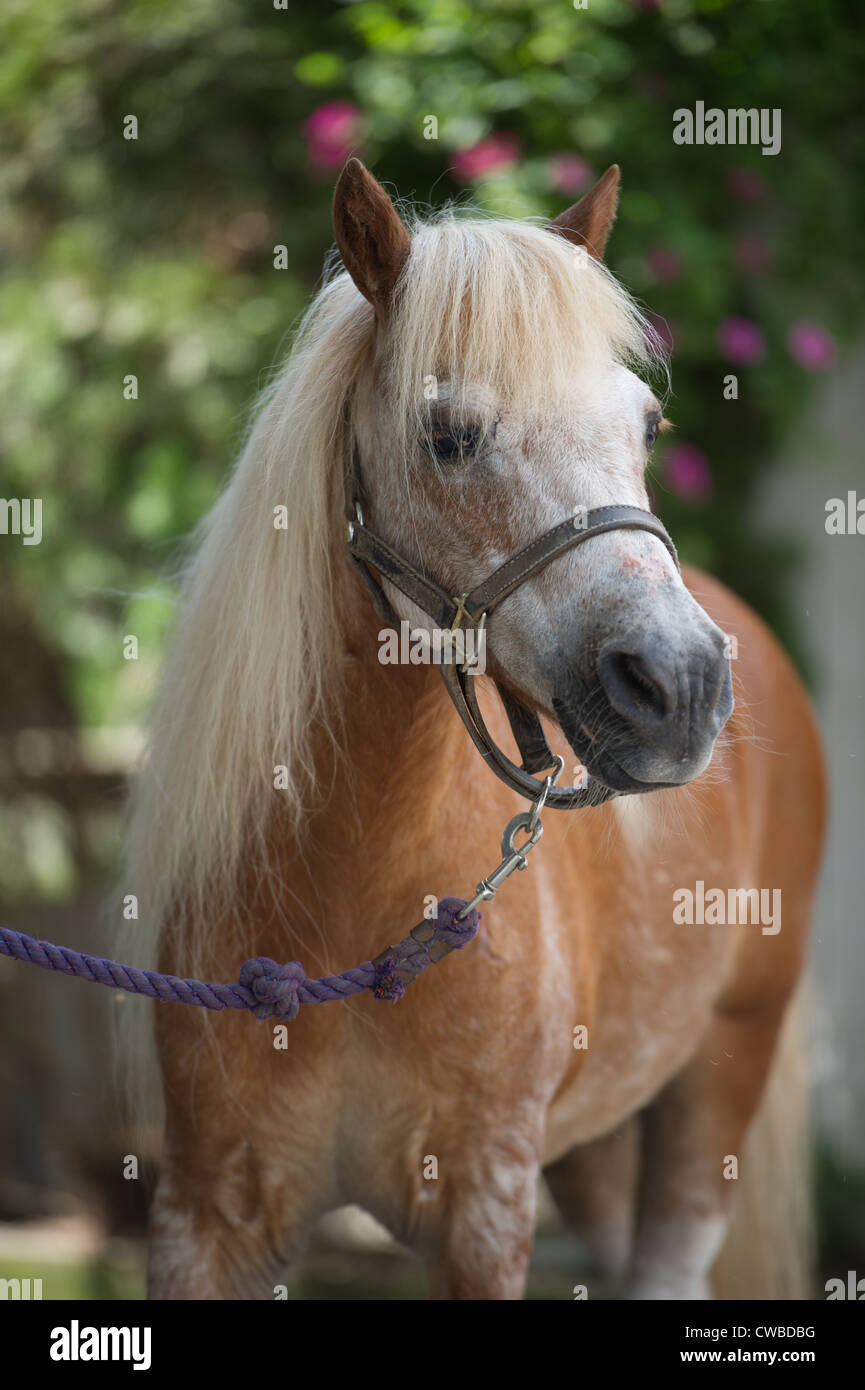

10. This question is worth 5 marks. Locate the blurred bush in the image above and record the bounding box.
[0,0,862,897]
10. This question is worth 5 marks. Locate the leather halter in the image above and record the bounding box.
[345,441,680,809]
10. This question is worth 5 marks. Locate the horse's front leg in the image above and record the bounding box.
[147,1114,325,1300]
[147,1013,335,1300]
[424,1126,543,1300]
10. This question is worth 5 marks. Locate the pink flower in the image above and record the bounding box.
[548,154,592,195]
[302,101,364,169]
[734,237,771,273]
[726,169,766,201]
[717,315,766,366]
[664,444,713,500]
[647,244,683,285]
[452,133,520,182]
[787,320,838,371]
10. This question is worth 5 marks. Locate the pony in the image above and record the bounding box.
[126,159,825,1299]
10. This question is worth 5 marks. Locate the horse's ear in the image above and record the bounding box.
[333,158,411,321]
[547,164,620,261]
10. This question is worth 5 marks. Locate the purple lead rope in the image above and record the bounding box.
[0,897,480,1022]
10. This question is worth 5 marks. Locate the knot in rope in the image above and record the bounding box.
[238,957,305,1020]
[0,895,483,1021]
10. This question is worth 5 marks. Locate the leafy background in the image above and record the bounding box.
[1,0,863,1296]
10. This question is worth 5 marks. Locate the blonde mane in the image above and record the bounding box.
[123,205,659,970]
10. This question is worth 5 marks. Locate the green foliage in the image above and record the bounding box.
[1,0,863,754]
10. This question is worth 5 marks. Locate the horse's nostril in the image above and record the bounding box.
[600,648,672,722]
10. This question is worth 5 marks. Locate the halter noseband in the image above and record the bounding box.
[345,442,679,809]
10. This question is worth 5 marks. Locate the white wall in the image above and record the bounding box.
[756,345,865,1166]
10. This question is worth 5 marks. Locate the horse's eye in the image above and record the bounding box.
[645,418,661,452]
[426,426,481,462]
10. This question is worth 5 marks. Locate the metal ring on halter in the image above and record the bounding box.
[528,754,565,832]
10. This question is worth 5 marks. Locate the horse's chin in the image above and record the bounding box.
[552,697,688,800]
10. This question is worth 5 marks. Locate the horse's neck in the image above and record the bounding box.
[337,587,461,807]
[286,566,470,888]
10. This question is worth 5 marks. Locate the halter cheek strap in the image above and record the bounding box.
[345,444,680,809]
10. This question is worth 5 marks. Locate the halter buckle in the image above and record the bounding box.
[456,611,487,675]
[346,500,364,544]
